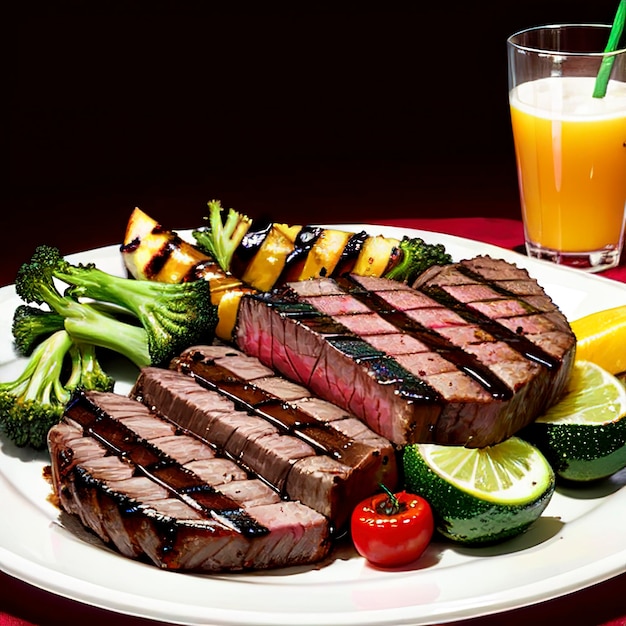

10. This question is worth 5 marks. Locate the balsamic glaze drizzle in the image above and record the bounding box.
[266,295,442,403]
[175,358,371,464]
[65,393,269,537]
[266,267,563,401]
[335,276,513,400]
[421,265,561,369]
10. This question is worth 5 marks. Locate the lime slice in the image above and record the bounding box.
[419,437,553,504]
[536,360,626,425]
[403,437,555,545]
[521,360,626,482]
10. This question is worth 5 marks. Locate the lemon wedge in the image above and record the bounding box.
[571,305,626,375]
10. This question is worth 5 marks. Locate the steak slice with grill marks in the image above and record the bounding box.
[130,344,398,529]
[233,256,576,447]
[48,390,332,572]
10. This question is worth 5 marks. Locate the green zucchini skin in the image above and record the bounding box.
[520,419,626,482]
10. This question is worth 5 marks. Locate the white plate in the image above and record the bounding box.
[1,224,626,626]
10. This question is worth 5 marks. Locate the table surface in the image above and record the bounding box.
[1,169,626,626]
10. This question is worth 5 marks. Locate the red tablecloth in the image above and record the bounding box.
[382,217,626,284]
[1,217,625,626]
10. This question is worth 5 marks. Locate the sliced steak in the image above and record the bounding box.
[48,390,331,572]
[130,346,398,529]
[233,257,576,447]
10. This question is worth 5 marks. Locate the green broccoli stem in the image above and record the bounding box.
[33,280,151,369]
[18,329,74,406]
[52,255,212,322]
[49,257,217,366]
[63,314,150,369]
[0,328,115,450]
[68,341,115,392]
[53,265,166,316]
[0,329,76,449]
[193,200,252,271]
[65,341,85,392]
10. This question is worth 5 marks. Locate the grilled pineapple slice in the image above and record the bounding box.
[123,207,212,284]
[241,224,302,291]
[352,234,400,277]
[299,229,354,280]
[121,205,451,343]
[122,207,255,341]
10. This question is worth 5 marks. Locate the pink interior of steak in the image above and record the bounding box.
[234,259,575,447]
[47,390,331,572]
[131,345,398,528]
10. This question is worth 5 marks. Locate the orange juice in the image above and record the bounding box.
[510,76,626,253]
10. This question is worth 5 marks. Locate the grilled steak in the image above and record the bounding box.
[234,256,576,447]
[130,344,398,529]
[48,390,332,572]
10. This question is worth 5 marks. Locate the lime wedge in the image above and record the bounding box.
[403,437,555,545]
[521,361,626,482]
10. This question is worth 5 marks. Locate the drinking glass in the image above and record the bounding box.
[507,24,626,272]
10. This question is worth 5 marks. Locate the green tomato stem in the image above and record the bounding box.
[377,483,403,516]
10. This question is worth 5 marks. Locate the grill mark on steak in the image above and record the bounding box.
[133,353,399,528]
[418,283,558,369]
[49,391,333,571]
[64,391,268,537]
[335,275,512,400]
[251,295,442,404]
[419,266,561,369]
[263,277,514,402]
[170,356,376,464]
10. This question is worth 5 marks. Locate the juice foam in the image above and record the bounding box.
[511,76,626,118]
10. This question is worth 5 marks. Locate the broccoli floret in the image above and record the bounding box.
[15,244,218,368]
[383,236,453,284]
[0,330,73,449]
[12,304,65,356]
[0,329,114,449]
[15,249,151,368]
[192,199,252,272]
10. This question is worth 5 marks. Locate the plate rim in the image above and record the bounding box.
[1,223,626,626]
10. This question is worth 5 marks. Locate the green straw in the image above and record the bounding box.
[593,0,626,98]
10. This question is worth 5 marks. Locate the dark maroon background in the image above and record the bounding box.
[6,0,620,287]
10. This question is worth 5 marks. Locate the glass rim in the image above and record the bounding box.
[507,23,626,56]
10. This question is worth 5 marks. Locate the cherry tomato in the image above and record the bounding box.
[350,488,434,568]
